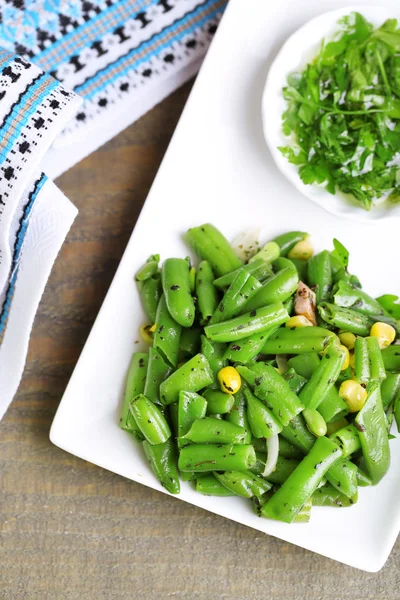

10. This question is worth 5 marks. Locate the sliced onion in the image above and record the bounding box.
[263,434,279,477]
[275,354,289,374]
[231,228,261,262]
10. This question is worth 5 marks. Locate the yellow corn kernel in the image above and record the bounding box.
[339,344,350,370]
[140,324,153,345]
[149,323,157,333]
[339,380,368,413]
[217,366,241,395]
[338,331,356,350]
[349,351,355,369]
[370,322,396,349]
[288,239,313,261]
[285,315,314,328]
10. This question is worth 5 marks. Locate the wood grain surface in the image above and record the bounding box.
[1,81,399,600]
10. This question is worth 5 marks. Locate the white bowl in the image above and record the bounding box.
[262,5,400,222]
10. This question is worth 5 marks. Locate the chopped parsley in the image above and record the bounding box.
[280,12,400,210]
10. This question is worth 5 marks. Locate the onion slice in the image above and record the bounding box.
[263,434,279,477]
[231,228,260,262]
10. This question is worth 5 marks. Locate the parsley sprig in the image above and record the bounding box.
[280,12,400,210]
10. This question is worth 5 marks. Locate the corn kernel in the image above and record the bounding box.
[370,322,396,349]
[339,331,356,350]
[149,323,157,333]
[140,324,153,345]
[339,380,368,413]
[285,315,314,328]
[288,239,313,261]
[339,344,350,370]
[217,366,241,395]
[349,351,355,369]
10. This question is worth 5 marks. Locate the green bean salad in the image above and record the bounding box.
[120,224,400,523]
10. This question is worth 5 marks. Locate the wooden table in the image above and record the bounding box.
[1,82,399,600]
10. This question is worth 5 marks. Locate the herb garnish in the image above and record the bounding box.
[280,12,400,210]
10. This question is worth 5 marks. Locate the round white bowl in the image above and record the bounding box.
[262,5,400,222]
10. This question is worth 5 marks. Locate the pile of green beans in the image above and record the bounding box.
[120,224,399,523]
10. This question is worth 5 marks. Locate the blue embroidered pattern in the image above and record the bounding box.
[0,0,227,135]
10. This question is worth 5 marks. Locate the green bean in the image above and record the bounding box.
[137,275,162,323]
[169,402,179,437]
[135,254,160,282]
[357,468,372,487]
[196,260,219,324]
[179,327,201,359]
[214,470,272,498]
[224,326,279,364]
[282,368,308,394]
[243,387,282,438]
[249,241,280,264]
[395,394,400,433]
[204,303,289,343]
[303,409,327,437]
[354,337,370,385]
[367,336,386,382]
[178,444,256,472]
[245,362,304,426]
[325,458,358,499]
[283,294,295,316]
[382,345,400,371]
[162,258,195,328]
[160,353,213,405]
[272,231,309,256]
[200,335,227,380]
[130,395,171,445]
[209,271,262,324]
[181,417,248,444]
[184,224,243,277]
[299,342,345,410]
[307,250,333,304]
[318,386,349,424]
[289,258,308,282]
[196,474,237,496]
[294,498,312,523]
[272,257,298,274]
[381,373,400,411]
[250,454,300,484]
[318,302,373,335]
[333,280,385,317]
[203,389,234,414]
[144,348,171,404]
[153,295,182,367]
[244,268,299,311]
[213,260,273,290]
[312,484,355,507]
[120,352,148,436]
[278,437,303,460]
[225,390,252,444]
[355,381,390,484]
[261,436,342,523]
[143,439,180,494]
[329,425,360,458]
[287,352,320,379]
[262,328,334,355]
[180,471,204,482]
[178,391,207,448]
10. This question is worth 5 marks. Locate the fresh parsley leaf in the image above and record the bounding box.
[376,294,400,318]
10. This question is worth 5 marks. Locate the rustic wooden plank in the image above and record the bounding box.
[0,81,399,599]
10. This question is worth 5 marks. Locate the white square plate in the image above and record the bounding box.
[51,0,400,572]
